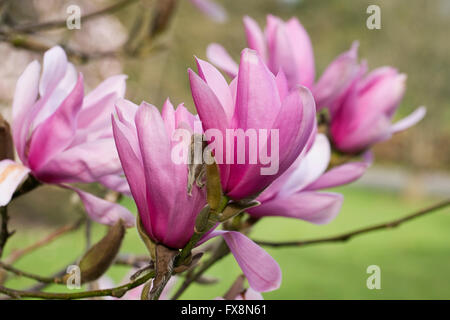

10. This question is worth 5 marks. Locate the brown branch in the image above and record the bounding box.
[0,261,64,284]
[0,269,155,299]
[5,0,139,34]
[254,199,450,248]
[0,206,14,258]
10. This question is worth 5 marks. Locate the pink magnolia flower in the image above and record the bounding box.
[189,49,316,200]
[330,66,426,153]
[0,46,134,227]
[112,99,282,292]
[188,0,227,23]
[248,134,369,223]
[206,15,360,110]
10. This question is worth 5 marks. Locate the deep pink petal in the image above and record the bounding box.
[235,49,280,130]
[189,69,229,133]
[200,230,282,292]
[28,74,84,172]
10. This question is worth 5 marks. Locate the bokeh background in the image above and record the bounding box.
[0,0,449,299]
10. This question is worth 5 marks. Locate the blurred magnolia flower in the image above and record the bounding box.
[206,15,360,110]
[248,134,369,223]
[189,50,316,201]
[330,65,426,154]
[188,0,227,23]
[0,46,134,227]
[112,99,282,292]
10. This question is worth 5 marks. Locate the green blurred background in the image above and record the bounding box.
[1,0,449,299]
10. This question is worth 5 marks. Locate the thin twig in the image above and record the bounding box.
[0,270,155,300]
[0,206,14,258]
[254,199,450,248]
[0,261,64,284]
[5,218,84,264]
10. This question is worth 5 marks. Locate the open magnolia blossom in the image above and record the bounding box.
[330,65,426,153]
[0,46,134,227]
[248,134,369,223]
[112,99,282,292]
[189,49,316,200]
[206,15,360,110]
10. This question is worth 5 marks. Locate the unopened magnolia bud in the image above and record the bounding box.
[76,220,125,284]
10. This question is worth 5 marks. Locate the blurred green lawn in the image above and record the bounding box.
[3,186,449,299]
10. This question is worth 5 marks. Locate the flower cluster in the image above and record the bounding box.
[0,14,425,299]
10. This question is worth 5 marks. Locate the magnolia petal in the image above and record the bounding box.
[200,230,282,292]
[196,57,234,121]
[305,161,369,191]
[189,69,229,133]
[391,106,426,133]
[27,74,84,172]
[235,49,281,130]
[243,16,267,62]
[112,116,151,235]
[0,160,30,206]
[206,43,239,78]
[36,138,123,184]
[66,185,135,227]
[249,191,343,225]
[12,60,41,161]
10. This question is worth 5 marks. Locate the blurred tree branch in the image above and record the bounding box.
[0,206,14,258]
[253,199,450,248]
[0,269,155,299]
[0,0,139,34]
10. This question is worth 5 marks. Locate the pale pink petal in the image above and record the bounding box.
[36,138,123,184]
[206,43,239,78]
[196,57,234,121]
[250,191,343,225]
[0,160,30,206]
[66,186,135,227]
[305,161,369,191]
[12,60,41,161]
[39,46,68,97]
[243,16,267,62]
[390,106,426,133]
